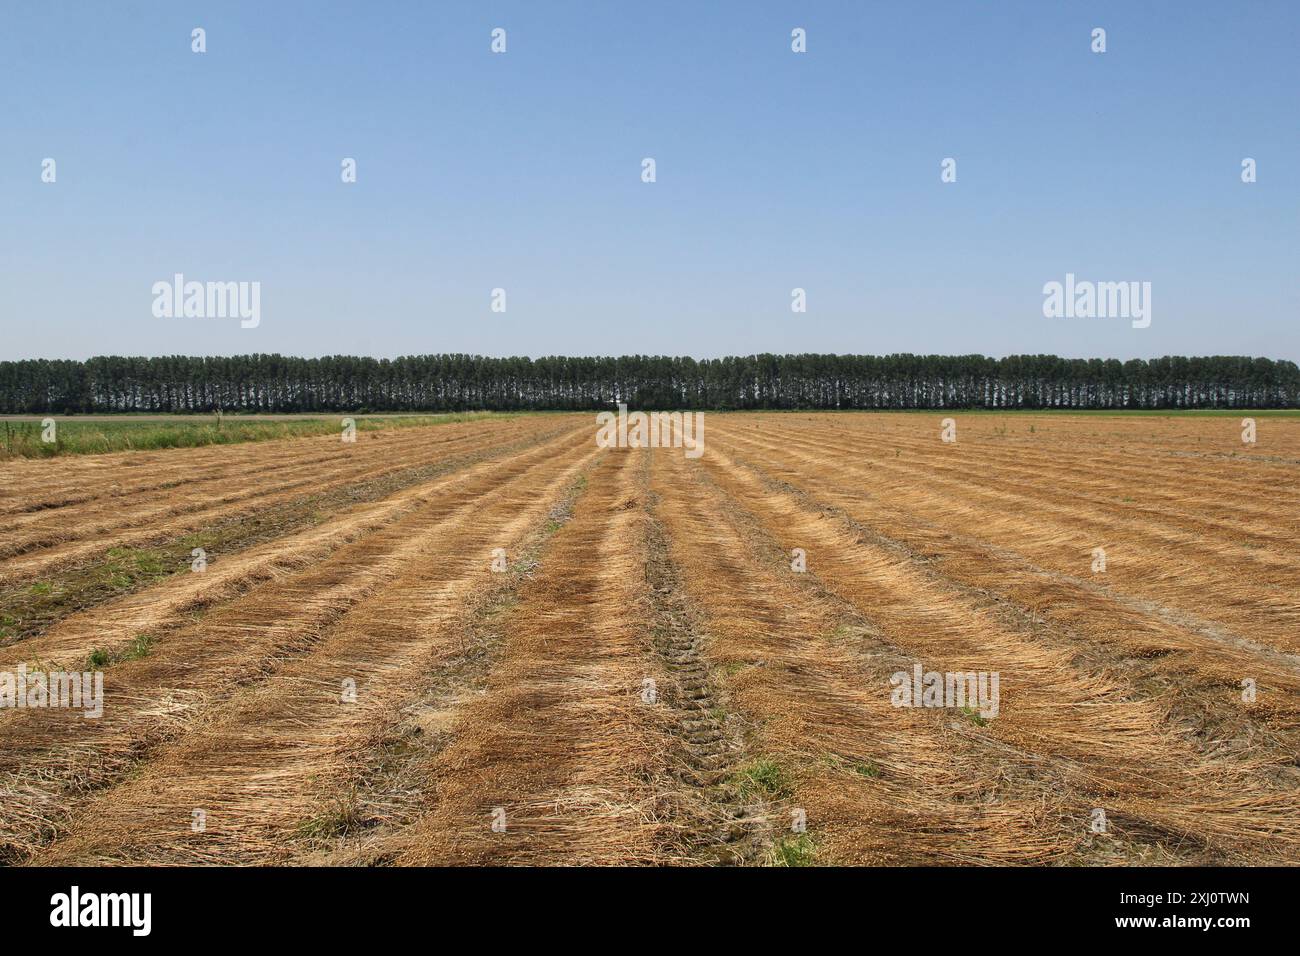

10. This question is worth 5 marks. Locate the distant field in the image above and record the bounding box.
[720,408,1300,418]
[0,411,1297,865]
[0,412,504,459]
[4,407,1297,460]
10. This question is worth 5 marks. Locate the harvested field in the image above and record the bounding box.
[1,411,1297,866]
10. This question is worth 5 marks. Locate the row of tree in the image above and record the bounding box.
[1,354,1296,413]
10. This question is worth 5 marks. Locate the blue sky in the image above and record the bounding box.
[3,1,1297,361]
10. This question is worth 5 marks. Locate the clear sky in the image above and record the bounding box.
[3,1,1297,361]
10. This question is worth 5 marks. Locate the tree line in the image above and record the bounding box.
[1,354,1296,413]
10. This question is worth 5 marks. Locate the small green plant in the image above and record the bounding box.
[29,582,52,596]
[960,706,989,727]
[298,792,365,838]
[84,634,155,669]
[133,552,165,575]
[769,834,816,867]
[730,759,789,799]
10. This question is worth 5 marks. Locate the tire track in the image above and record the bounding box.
[650,446,1072,864]
[639,453,771,865]
[395,450,682,866]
